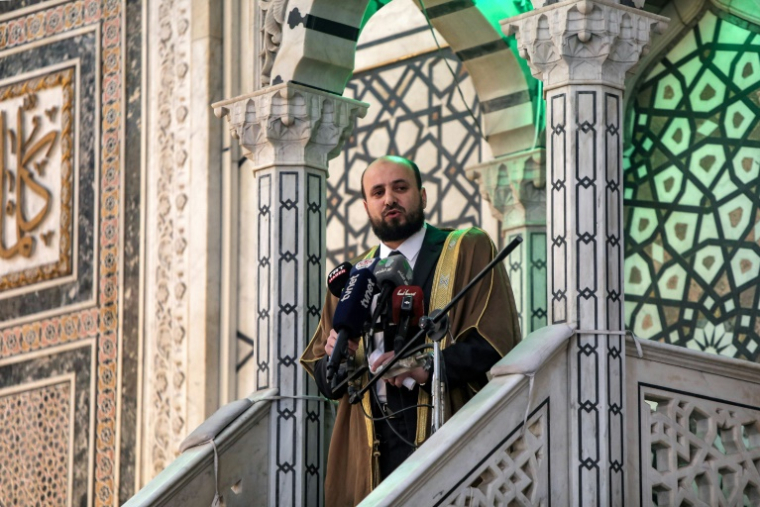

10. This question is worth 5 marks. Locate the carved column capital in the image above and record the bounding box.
[467,148,546,233]
[503,0,667,91]
[213,82,368,172]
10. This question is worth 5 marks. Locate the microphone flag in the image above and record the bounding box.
[391,285,425,353]
[327,261,353,298]
[326,269,378,381]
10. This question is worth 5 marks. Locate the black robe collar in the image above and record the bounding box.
[372,223,450,311]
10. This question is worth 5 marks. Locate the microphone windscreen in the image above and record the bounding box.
[373,255,412,288]
[332,269,378,336]
[327,261,352,297]
[352,257,379,274]
[391,285,425,326]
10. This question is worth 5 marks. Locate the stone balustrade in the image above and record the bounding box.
[126,324,760,506]
[124,388,277,507]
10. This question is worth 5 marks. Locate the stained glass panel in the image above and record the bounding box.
[624,9,760,361]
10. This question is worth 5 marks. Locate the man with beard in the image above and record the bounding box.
[300,156,520,506]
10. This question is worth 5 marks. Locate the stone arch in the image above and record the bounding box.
[270,0,540,157]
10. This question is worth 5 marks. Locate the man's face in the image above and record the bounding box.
[362,160,427,245]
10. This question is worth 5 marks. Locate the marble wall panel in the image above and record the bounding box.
[0,0,143,505]
[0,29,97,321]
[0,343,94,507]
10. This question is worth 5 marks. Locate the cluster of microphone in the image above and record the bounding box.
[325,255,425,384]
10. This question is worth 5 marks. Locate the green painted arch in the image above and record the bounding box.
[272,0,542,156]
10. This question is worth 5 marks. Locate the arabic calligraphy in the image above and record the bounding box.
[0,68,74,292]
[0,92,58,260]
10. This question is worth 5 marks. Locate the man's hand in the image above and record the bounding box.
[389,366,429,388]
[325,329,358,358]
[370,351,430,388]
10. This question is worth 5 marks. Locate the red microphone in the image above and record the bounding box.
[391,285,425,353]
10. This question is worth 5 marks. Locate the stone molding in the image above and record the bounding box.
[466,149,546,234]
[144,0,193,480]
[503,0,668,92]
[213,82,368,172]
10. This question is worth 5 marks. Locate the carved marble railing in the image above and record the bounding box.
[626,339,760,506]
[361,324,575,506]
[124,388,277,507]
[126,327,760,506]
[362,328,760,507]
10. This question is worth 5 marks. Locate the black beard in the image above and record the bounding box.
[370,201,425,243]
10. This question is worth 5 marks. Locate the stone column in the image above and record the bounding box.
[214,82,367,507]
[504,2,666,505]
[467,149,547,335]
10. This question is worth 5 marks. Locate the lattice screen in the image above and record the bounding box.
[642,387,760,506]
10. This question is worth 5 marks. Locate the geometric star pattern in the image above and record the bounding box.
[643,389,760,506]
[326,47,483,269]
[624,9,760,362]
[443,402,548,506]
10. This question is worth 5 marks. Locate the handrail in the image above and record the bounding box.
[125,387,278,506]
[490,323,574,377]
[625,335,760,383]
[360,323,575,506]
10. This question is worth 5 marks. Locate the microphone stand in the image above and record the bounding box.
[347,236,524,433]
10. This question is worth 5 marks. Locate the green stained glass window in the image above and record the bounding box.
[624,9,760,361]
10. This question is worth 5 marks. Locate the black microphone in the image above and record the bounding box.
[327,261,352,298]
[326,269,378,381]
[373,255,413,309]
[391,285,425,354]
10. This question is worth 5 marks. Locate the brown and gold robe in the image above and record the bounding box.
[300,225,520,506]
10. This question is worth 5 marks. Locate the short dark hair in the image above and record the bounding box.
[361,156,422,200]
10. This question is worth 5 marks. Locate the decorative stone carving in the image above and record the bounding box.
[643,389,760,505]
[503,1,667,92]
[0,68,74,292]
[445,403,549,506]
[467,150,548,334]
[0,380,72,506]
[144,0,192,479]
[467,149,546,234]
[259,0,287,88]
[214,82,368,172]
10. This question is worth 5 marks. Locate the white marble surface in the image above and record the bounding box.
[354,0,442,73]
[361,325,573,506]
[125,388,277,507]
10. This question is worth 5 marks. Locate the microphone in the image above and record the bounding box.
[391,286,425,353]
[326,269,378,381]
[352,257,379,273]
[373,255,413,307]
[327,261,352,298]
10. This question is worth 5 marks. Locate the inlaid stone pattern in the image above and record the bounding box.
[642,388,760,506]
[0,381,72,507]
[0,0,140,504]
[444,402,548,506]
[326,47,482,269]
[625,9,760,361]
[0,67,75,292]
